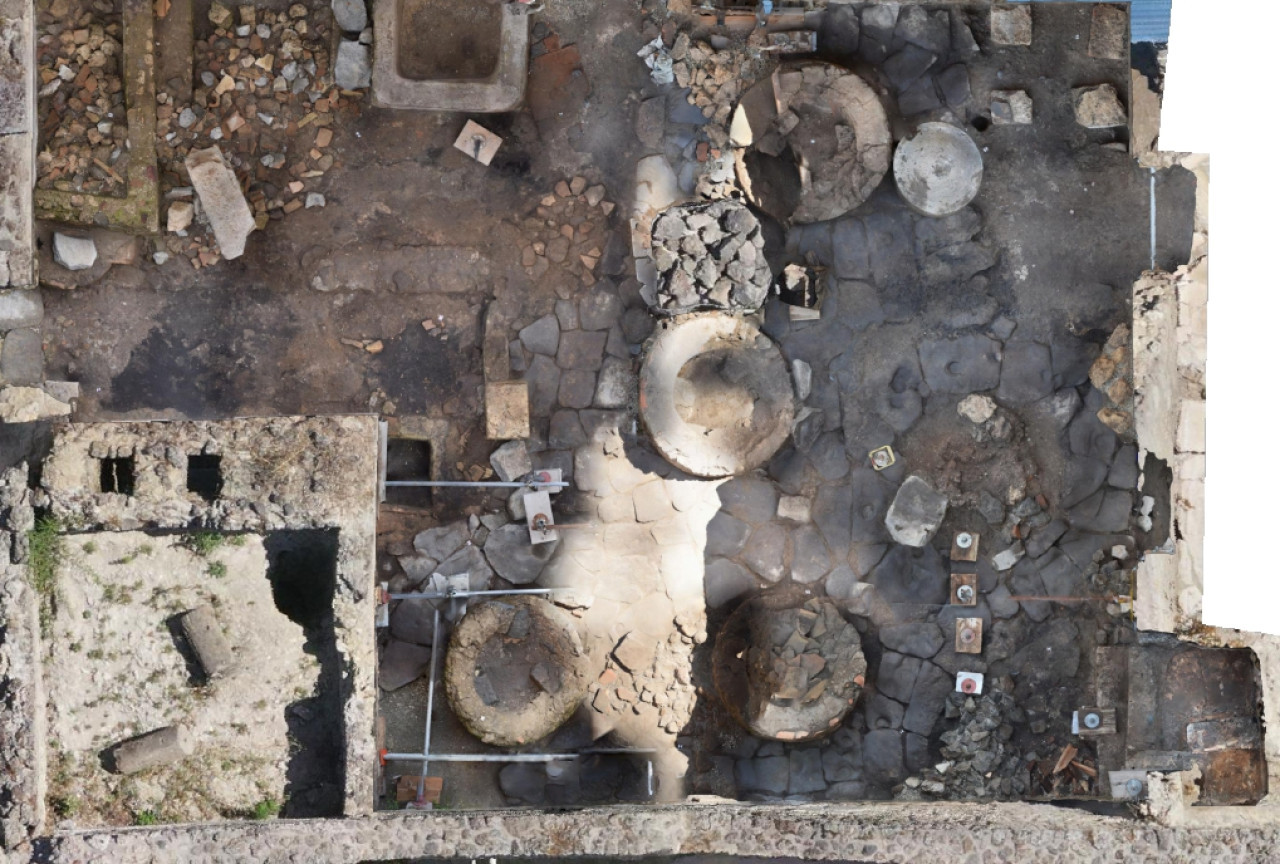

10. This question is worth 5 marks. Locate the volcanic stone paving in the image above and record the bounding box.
[366,3,1195,811]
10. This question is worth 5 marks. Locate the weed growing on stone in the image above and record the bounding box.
[81,540,97,554]
[207,561,228,579]
[248,797,281,819]
[28,515,64,635]
[134,809,159,826]
[101,583,134,604]
[51,795,79,819]
[184,531,225,556]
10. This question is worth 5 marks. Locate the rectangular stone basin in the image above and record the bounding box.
[372,0,528,112]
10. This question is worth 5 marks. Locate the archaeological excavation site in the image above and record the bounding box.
[0,0,1271,861]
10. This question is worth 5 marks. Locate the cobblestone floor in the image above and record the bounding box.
[371,2,1198,811]
[24,0,1206,823]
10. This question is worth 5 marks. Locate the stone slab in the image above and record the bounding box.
[486,380,530,440]
[186,146,255,259]
[0,327,42,385]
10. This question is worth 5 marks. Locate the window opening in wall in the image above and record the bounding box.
[99,456,136,495]
[186,454,224,502]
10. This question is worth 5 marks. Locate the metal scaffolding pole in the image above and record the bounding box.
[416,606,441,805]
[385,749,657,763]
[384,480,569,488]
[387,588,558,601]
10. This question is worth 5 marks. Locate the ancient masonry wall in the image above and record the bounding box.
[15,800,1280,864]
[0,416,380,854]
[0,467,46,852]
[0,0,36,288]
[1130,155,1280,814]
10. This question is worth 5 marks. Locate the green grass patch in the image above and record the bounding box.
[28,516,64,635]
[51,794,79,819]
[28,516,63,597]
[248,797,281,820]
[183,531,225,557]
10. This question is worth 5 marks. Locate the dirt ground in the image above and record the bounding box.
[43,531,339,825]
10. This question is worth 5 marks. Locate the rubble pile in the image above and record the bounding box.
[745,598,864,723]
[587,625,699,736]
[154,1,346,267]
[516,176,621,295]
[670,34,771,148]
[649,201,771,315]
[35,0,128,196]
[1088,323,1133,436]
[902,689,1029,799]
[714,591,866,741]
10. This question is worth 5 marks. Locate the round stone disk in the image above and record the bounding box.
[893,122,984,216]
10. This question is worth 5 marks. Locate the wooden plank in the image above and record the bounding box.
[950,531,979,562]
[396,775,443,803]
[955,618,983,654]
[1078,707,1118,737]
[950,572,978,606]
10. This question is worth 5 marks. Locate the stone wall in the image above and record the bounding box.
[1132,153,1206,639]
[11,800,1280,864]
[18,417,380,821]
[0,0,36,288]
[1129,155,1280,814]
[0,466,45,853]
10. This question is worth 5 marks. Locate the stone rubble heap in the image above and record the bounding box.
[649,200,771,315]
[746,598,863,717]
[588,626,699,736]
[900,689,1029,800]
[34,0,128,196]
[154,1,344,268]
[1088,323,1133,436]
[670,33,771,149]
[517,175,622,296]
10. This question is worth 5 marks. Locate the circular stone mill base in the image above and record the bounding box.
[734,62,892,225]
[892,121,984,216]
[713,586,867,741]
[444,597,589,748]
[639,314,796,478]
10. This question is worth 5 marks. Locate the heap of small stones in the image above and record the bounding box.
[649,201,771,315]
[154,1,343,269]
[902,689,1029,800]
[670,33,771,149]
[747,599,863,712]
[585,617,701,736]
[517,176,619,296]
[1088,323,1133,436]
[714,594,866,741]
[35,0,128,196]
